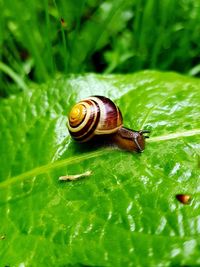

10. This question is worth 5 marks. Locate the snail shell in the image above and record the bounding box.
[67,96,122,142]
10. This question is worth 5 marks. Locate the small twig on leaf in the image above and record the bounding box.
[59,170,92,181]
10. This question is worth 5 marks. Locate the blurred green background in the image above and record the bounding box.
[1,0,200,97]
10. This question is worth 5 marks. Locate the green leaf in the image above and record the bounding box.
[0,71,200,266]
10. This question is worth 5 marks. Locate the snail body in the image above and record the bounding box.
[67,96,149,152]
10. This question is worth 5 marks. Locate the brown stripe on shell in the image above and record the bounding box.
[94,95,122,131]
[69,100,100,141]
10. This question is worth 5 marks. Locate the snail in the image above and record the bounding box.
[67,96,150,152]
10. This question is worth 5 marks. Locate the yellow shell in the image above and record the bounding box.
[69,103,86,127]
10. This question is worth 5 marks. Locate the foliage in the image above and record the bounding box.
[0,71,200,266]
[1,0,200,96]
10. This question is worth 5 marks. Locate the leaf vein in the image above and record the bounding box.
[1,129,199,189]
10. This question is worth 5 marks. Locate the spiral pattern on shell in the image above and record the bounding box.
[67,96,123,142]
